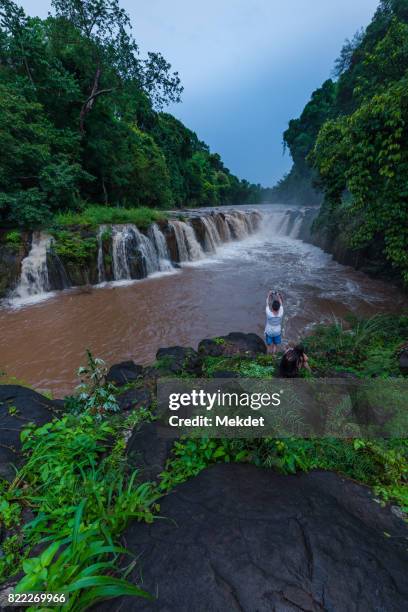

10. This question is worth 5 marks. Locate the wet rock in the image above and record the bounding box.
[189,217,207,249]
[100,464,408,612]
[46,250,71,290]
[106,361,144,387]
[160,222,179,263]
[0,386,62,480]
[399,345,408,375]
[117,387,152,412]
[126,422,177,481]
[156,347,202,376]
[198,332,266,358]
[0,233,30,298]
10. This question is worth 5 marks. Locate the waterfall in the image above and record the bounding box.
[214,214,232,242]
[288,211,305,238]
[112,224,164,280]
[201,216,222,252]
[9,208,315,302]
[170,221,189,262]
[148,224,173,271]
[112,225,133,280]
[184,223,204,260]
[225,212,249,240]
[97,225,107,283]
[136,229,160,275]
[170,221,204,262]
[13,232,51,298]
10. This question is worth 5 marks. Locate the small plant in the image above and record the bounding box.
[68,351,119,420]
[4,230,22,251]
[51,231,98,265]
[14,501,152,611]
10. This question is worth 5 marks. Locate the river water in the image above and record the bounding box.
[0,205,406,396]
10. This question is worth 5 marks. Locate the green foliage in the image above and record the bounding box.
[3,230,22,251]
[275,2,408,284]
[2,408,159,605]
[0,0,262,229]
[303,314,408,377]
[53,205,168,230]
[270,79,336,204]
[52,231,97,265]
[66,350,120,420]
[15,502,152,611]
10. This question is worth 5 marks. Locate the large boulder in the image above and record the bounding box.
[117,387,152,412]
[156,346,202,376]
[0,385,62,480]
[106,361,144,387]
[198,332,266,358]
[126,422,177,482]
[99,464,408,612]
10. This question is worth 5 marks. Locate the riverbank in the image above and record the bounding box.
[0,316,407,609]
[1,205,406,396]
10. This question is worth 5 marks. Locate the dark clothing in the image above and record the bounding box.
[279,348,303,378]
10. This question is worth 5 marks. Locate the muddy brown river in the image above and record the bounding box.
[0,206,406,397]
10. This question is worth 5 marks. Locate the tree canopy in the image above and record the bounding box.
[273,0,408,284]
[0,0,263,227]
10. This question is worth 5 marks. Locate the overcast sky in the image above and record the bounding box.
[19,0,379,186]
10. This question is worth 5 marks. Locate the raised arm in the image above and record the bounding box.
[266,291,273,315]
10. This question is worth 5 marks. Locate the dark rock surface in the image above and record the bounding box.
[101,464,408,612]
[160,222,180,263]
[126,422,176,481]
[0,385,61,480]
[189,217,207,250]
[107,361,144,387]
[0,235,29,299]
[199,332,266,358]
[117,387,152,412]
[156,346,202,376]
[46,250,72,291]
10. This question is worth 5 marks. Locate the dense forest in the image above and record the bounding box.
[0,0,263,229]
[272,0,408,284]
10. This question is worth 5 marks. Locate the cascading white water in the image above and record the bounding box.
[214,214,232,242]
[277,211,292,234]
[224,212,248,240]
[97,225,107,283]
[112,225,133,280]
[136,228,160,276]
[148,224,173,271]
[170,221,189,262]
[170,221,204,261]
[288,211,306,238]
[112,224,163,280]
[13,232,51,299]
[184,223,204,260]
[201,216,222,252]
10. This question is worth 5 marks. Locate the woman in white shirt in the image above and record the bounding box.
[265,290,284,354]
